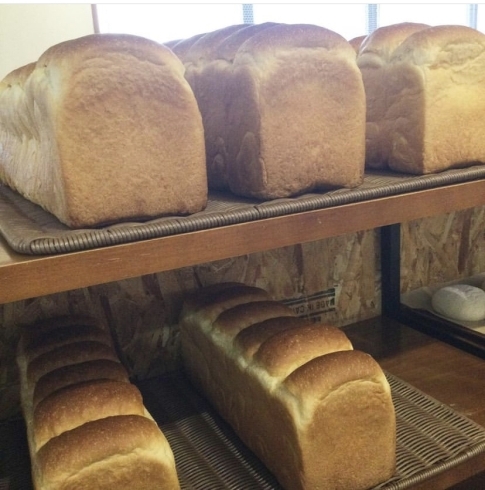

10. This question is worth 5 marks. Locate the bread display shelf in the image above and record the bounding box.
[401,274,485,334]
[2,368,485,490]
[2,166,485,305]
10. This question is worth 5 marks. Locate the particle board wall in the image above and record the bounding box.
[401,206,485,291]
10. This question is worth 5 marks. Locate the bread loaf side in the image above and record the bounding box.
[173,23,365,198]
[357,22,430,169]
[0,33,207,228]
[358,23,485,173]
[16,316,180,490]
[179,282,396,490]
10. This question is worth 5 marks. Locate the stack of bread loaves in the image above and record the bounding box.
[0,33,207,228]
[179,282,396,490]
[16,316,180,490]
[170,23,366,199]
[357,23,485,173]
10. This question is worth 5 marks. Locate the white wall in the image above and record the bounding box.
[0,4,95,80]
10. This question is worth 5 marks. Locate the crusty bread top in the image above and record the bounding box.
[33,380,145,450]
[214,22,278,62]
[235,316,312,358]
[37,33,179,70]
[390,24,485,66]
[33,359,129,409]
[170,32,206,59]
[284,349,388,400]
[173,22,365,198]
[212,300,296,337]
[181,283,271,326]
[26,340,120,386]
[182,24,246,65]
[36,415,174,485]
[253,323,353,377]
[1,33,207,228]
[358,22,430,67]
[17,315,180,490]
[235,23,355,63]
[180,283,395,490]
[21,324,112,364]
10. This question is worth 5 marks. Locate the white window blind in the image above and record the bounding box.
[95,4,243,43]
[95,4,484,43]
[251,4,368,39]
[378,3,470,28]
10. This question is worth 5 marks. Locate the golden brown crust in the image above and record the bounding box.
[391,24,485,63]
[285,351,396,489]
[357,22,430,169]
[212,300,295,338]
[21,324,112,364]
[176,23,278,190]
[358,23,485,174]
[33,359,129,408]
[359,22,430,66]
[33,380,145,450]
[235,316,312,358]
[254,323,353,377]
[182,24,246,65]
[179,282,396,490]
[181,283,271,328]
[229,23,365,198]
[237,22,351,58]
[176,22,365,197]
[170,32,206,59]
[0,33,207,228]
[26,340,120,386]
[215,23,278,62]
[36,415,180,490]
[16,316,180,490]
[284,349,385,397]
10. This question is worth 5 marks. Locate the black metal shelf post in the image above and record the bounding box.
[380,223,485,359]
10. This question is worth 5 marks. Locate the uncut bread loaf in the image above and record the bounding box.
[357,23,485,173]
[16,316,180,490]
[179,282,396,490]
[357,23,430,169]
[0,33,207,228]
[173,23,365,198]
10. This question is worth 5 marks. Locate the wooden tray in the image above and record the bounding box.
[2,165,485,255]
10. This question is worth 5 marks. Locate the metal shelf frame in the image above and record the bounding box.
[380,223,485,359]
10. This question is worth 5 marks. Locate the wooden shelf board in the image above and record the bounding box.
[1,178,485,304]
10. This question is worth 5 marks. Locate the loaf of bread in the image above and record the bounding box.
[17,316,180,490]
[179,282,396,490]
[432,284,485,322]
[357,23,485,173]
[0,33,207,228]
[357,23,430,169]
[172,23,365,198]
